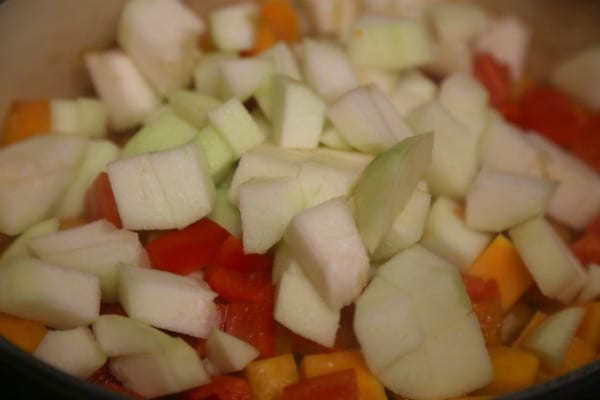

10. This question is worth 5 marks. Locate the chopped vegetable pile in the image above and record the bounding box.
[1,0,600,399]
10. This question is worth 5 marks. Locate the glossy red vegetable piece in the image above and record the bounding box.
[282,369,359,400]
[204,257,274,303]
[462,274,502,346]
[473,53,513,107]
[182,376,252,400]
[518,84,586,148]
[571,232,600,268]
[84,172,122,228]
[88,365,144,399]
[571,111,600,173]
[145,218,230,275]
[462,274,501,302]
[214,236,272,273]
[221,301,276,358]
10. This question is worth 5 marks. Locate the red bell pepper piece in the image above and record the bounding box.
[88,365,144,399]
[214,236,272,273]
[571,232,600,268]
[461,273,500,302]
[473,53,514,105]
[571,111,600,173]
[221,301,276,358]
[145,218,230,275]
[84,172,122,229]
[282,369,360,400]
[462,274,502,345]
[518,84,586,149]
[182,376,252,400]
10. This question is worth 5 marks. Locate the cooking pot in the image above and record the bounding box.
[0,0,599,399]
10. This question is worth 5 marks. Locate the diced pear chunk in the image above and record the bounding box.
[206,329,259,373]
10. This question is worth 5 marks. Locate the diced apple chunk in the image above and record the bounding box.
[0,218,59,264]
[509,217,587,303]
[0,135,86,235]
[352,133,433,254]
[421,197,493,270]
[209,2,258,52]
[118,265,220,338]
[206,329,259,374]
[465,170,558,232]
[274,260,340,347]
[34,327,106,379]
[108,143,215,230]
[221,58,274,102]
[347,15,433,70]
[239,177,305,254]
[29,220,150,303]
[117,0,204,95]
[110,337,210,398]
[284,197,369,309]
[0,257,100,329]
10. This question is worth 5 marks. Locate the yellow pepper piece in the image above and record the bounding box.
[0,312,48,353]
[468,235,533,312]
[576,302,600,350]
[299,350,386,400]
[476,345,540,396]
[246,353,299,400]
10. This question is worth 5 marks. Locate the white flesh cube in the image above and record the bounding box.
[319,124,353,150]
[109,143,215,231]
[302,39,359,102]
[479,115,545,177]
[527,133,600,230]
[207,98,266,157]
[475,16,530,79]
[85,50,161,131]
[239,177,305,254]
[284,197,369,309]
[0,256,100,329]
[167,89,221,130]
[92,314,175,357]
[259,42,302,80]
[327,84,414,154]
[356,67,398,95]
[29,220,150,303]
[355,244,492,398]
[347,15,433,70]
[209,2,258,52]
[208,188,242,239]
[275,260,341,347]
[221,58,274,102]
[118,0,204,95]
[228,143,307,204]
[119,265,219,338]
[407,100,479,198]
[110,337,210,398]
[551,46,600,109]
[509,217,587,303]
[270,75,326,149]
[438,73,490,136]
[421,196,493,270]
[389,70,437,116]
[465,170,558,232]
[50,99,80,135]
[298,153,368,208]
[55,139,120,218]
[372,187,431,261]
[0,218,59,264]
[0,135,86,235]
[429,2,489,43]
[77,98,109,138]
[206,329,259,374]
[523,307,586,370]
[121,108,199,158]
[194,124,236,181]
[194,52,237,98]
[352,133,433,253]
[34,327,106,379]
[578,264,600,302]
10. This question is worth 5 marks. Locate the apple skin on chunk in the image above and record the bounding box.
[509,217,587,303]
[284,197,369,310]
[108,143,215,231]
[118,265,220,338]
[352,133,433,254]
[355,245,492,400]
[0,135,87,236]
[0,256,100,329]
[34,327,107,380]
